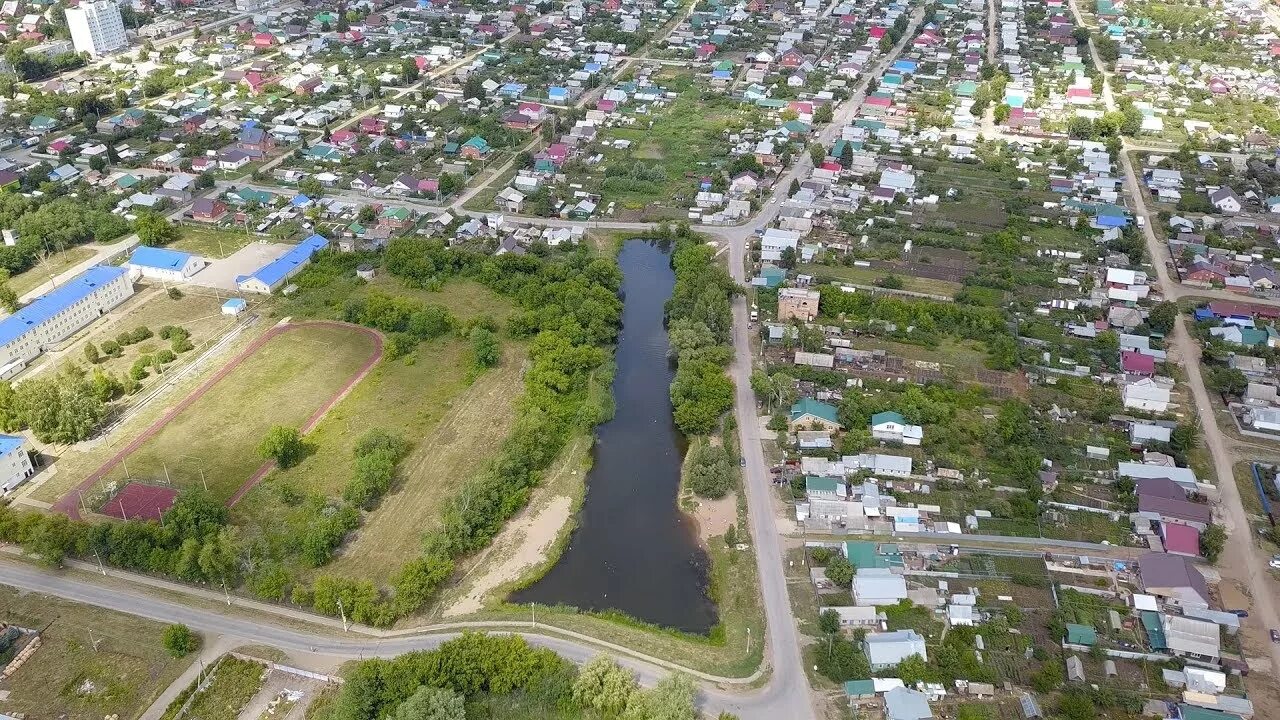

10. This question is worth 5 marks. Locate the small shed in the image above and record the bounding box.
[356,263,376,280]
[1066,655,1085,682]
[1104,659,1117,677]
[221,298,247,316]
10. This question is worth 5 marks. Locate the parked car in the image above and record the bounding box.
[1271,629,1280,644]
[1269,559,1280,570]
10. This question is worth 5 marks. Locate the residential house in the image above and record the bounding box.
[863,630,927,668]
[870,411,923,446]
[789,398,841,432]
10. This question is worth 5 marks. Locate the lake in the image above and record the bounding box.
[511,239,718,634]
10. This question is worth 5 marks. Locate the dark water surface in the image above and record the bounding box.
[510,239,718,634]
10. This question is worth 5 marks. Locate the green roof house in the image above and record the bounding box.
[843,680,875,698]
[953,80,977,97]
[29,114,57,132]
[805,476,843,498]
[1065,623,1097,646]
[790,398,839,429]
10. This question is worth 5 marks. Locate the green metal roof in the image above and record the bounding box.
[1176,705,1243,720]
[1065,623,1096,646]
[871,411,905,426]
[843,679,875,696]
[790,398,838,424]
[806,476,839,493]
[843,541,898,569]
[1141,611,1166,649]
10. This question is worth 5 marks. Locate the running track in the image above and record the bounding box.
[52,321,384,520]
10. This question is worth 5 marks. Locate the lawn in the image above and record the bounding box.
[168,225,260,259]
[0,587,189,720]
[796,262,962,298]
[8,246,96,297]
[87,323,379,503]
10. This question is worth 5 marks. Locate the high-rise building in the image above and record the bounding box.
[65,0,128,58]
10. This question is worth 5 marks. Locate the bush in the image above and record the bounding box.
[167,287,184,299]
[156,349,177,364]
[162,623,199,657]
[99,340,122,358]
[825,554,854,586]
[810,547,832,565]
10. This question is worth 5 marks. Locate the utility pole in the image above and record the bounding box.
[221,579,231,606]
[92,548,106,575]
[337,598,349,632]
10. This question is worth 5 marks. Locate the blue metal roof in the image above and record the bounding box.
[0,434,23,456]
[129,246,195,271]
[239,235,328,288]
[0,266,128,347]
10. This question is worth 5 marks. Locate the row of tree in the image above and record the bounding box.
[664,227,737,436]
[329,632,729,720]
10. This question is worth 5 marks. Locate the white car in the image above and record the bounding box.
[1269,560,1280,570]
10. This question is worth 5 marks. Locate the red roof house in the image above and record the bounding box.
[1121,351,1156,376]
[1160,522,1201,557]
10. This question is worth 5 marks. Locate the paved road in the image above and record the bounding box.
[0,560,774,718]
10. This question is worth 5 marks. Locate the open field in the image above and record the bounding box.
[113,323,379,502]
[797,262,962,297]
[9,247,97,297]
[0,586,189,720]
[43,323,379,510]
[325,340,527,586]
[168,225,261,259]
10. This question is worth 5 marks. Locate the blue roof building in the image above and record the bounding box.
[0,266,133,378]
[0,433,33,493]
[236,234,328,294]
[127,247,206,281]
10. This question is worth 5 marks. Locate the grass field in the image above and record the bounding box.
[325,340,527,585]
[797,262,962,297]
[0,587,189,720]
[8,247,96,297]
[853,336,994,373]
[233,278,525,586]
[81,323,378,503]
[168,226,260,259]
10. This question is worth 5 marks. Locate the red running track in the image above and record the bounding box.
[52,321,384,520]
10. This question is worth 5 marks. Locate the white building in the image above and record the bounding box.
[864,630,927,669]
[1122,377,1172,412]
[0,435,34,494]
[127,247,207,283]
[0,266,133,379]
[66,0,128,58]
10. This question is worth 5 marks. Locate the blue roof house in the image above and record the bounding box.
[0,266,133,378]
[0,434,33,494]
[127,246,207,282]
[548,86,569,103]
[236,234,329,294]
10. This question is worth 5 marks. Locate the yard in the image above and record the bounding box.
[796,262,962,298]
[58,322,380,506]
[0,587,189,720]
[168,225,261,259]
[8,246,96,297]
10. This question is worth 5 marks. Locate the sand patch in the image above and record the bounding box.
[442,494,574,617]
[692,492,738,542]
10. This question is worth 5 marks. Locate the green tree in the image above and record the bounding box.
[685,441,735,498]
[825,554,854,586]
[392,687,464,720]
[83,342,100,364]
[1148,301,1177,334]
[1200,524,1227,562]
[134,211,178,246]
[0,282,17,313]
[819,608,841,635]
[162,623,200,657]
[470,327,500,369]
[625,673,696,720]
[572,656,637,715]
[258,425,306,468]
[13,367,106,444]
[667,318,717,363]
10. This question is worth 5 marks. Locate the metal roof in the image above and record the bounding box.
[0,266,127,347]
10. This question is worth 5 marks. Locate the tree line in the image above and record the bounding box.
[327,632,732,720]
[664,226,737,436]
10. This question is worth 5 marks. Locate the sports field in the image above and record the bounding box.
[54,322,381,511]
